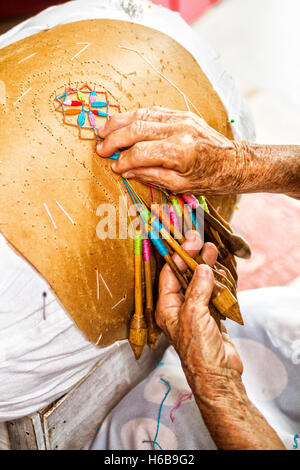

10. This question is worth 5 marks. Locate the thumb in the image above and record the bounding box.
[185,264,214,311]
[178,265,216,361]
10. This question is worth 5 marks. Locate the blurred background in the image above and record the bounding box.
[0,0,299,291]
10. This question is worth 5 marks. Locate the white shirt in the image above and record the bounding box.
[0,0,254,421]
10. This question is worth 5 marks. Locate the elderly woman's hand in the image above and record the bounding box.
[96,107,245,195]
[155,230,285,450]
[156,230,243,385]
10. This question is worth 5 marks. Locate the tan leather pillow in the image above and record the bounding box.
[0,19,237,346]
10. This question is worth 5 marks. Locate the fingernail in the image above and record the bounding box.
[122,172,134,178]
[96,143,103,154]
[196,265,211,277]
[185,230,200,240]
[111,162,117,171]
[98,125,105,135]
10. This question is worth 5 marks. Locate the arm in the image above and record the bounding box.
[96,107,300,199]
[183,350,286,450]
[155,231,285,450]
[231,142,300,198]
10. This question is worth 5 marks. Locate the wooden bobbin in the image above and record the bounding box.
[129,232,148,360]
[143,240,161,349]
[128,314,148,360]
[150,218,243,325]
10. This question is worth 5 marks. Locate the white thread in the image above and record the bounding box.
[183,94,191,112]
[118,46,201,115]
[98,271,113,298]
[43,203,57,229]
[111,297,125,310]
[96,333,102,345]
[13,87,32,106]
[18,53,37,64]
[55,200,75,225]
[96,270,100,300]
[71,42,91,61]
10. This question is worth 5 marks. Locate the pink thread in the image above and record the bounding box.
[182,194,199,209]
[142,238,151,262]
[169,392,193,422]
[168,205,180,230]
[90,93,97,105]
[88,112,97,129]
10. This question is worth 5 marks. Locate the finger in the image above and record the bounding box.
[217,269,227,277]
[98,107,185,138]
[121,167,190,193]
[201,242,218,267]
[179,265,219,360]
[156,263,183,340]
[111,140,186,175]
[171,230,203,273]
[156,232,203,344]
[184,264,215,312]
[96,121,175,158]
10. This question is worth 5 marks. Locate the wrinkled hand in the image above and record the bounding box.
[155,231,285,451]
[155,230,243,384]
[96,107,245,194]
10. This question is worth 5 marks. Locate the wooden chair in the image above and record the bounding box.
[5,338,167,450]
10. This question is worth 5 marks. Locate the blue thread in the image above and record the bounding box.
[293,434,299,448]
[142,378,171,450]
[189,210,198,229]
[148,231,168,256]
[77,106,86,127]
[151,217,163,232]
[57,92,67,101]
[109,152,120,160]
[94,110,108,117]
[122,178,149,225]
[156,362,164,367]
[91,101,108,108]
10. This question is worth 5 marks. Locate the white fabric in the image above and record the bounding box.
[0,0,255,142]
[91,287,300,450]
[0,0,255,421]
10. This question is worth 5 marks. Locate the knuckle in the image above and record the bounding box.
[185,111,197,122]
[150,105,162,112]
[165,317,177,336]
[154,309,163,329]
[168,181,180,192]
[108,114,117,127]
[135,107,150,120]
[132,141,147,157]
[183,117,198,133]
[136,106,158,121]
[130,119,144,136]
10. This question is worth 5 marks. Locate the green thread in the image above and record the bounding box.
[197,195,209,213]
[170,197,182,218]
[134,233,143,255]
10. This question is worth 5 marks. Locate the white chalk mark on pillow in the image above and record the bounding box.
[13,87,32,106]
[43,202,57,229]
[71,42,91,61]
[17,53,37,64]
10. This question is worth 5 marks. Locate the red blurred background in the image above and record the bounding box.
[0,0,220,23]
